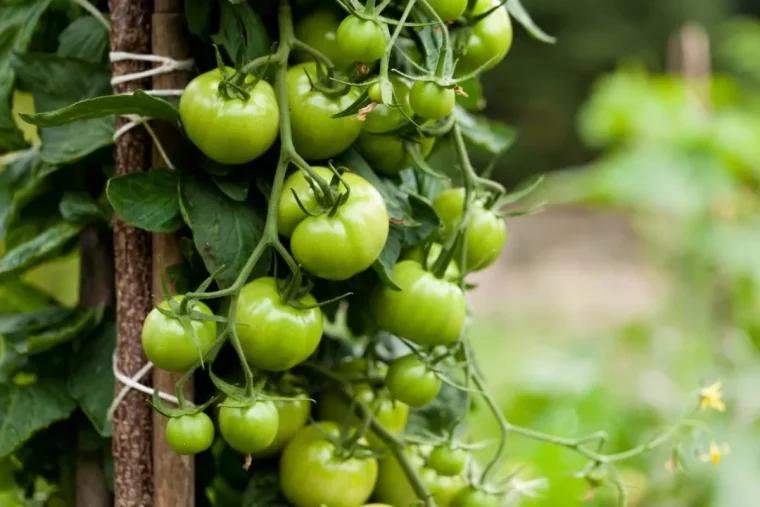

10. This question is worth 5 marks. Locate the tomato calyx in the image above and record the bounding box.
[288,164,353,220]
[303,60,352,97]
[149,386,218,420]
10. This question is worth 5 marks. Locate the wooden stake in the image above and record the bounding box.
[109,0,154,505]
[151,1,194,506]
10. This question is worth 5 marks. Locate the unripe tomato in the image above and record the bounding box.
[403,242,460,281]
[235,277,323,371]
[141,296,217,372]
[371,260,466,346]
[280,422,378,507]
[452,487,501,507]
[457,0,513,74]
[253,394,311,458]
[336,15,387,63]
[356,133,435,175]
[287,62,362,160]
[429,0,468,21]
[409,81,456,120]
[375,449,465,507]
[179,68,279,165]
[386,354,441,407]
[429,446,468,476]
[277,166,389,280]
[294,10,352,68]
[362,77,414,134]
[433,188,507,271]
[165,412,215,455]
[218,399,279,454]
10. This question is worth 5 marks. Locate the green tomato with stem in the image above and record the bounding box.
[429,0,468,21]
[166,412,215,455]
[277,166,389,280]
[141,296,217,372]
[179,68,279,165]
[356,133,436,175]
[294,10,353,68]
[433,188,507,271]
[336,15,387,63]
[428,445,469,476]
[363,77,414,134]
[287,62,362,160]
[386,354,442,407]
[371,260,466,346]
[235,277,323,372]
[280,422,378,507]
[409,81,456,120]
[252,393,311,458]
[218,399,279,454]
[457,0,513,75]
[403,242,460,281]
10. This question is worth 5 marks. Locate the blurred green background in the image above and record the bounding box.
[466,0,760,505]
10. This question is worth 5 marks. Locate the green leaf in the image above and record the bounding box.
[0,0,52,153]
[0,221,82,283]
[0,379,76,457]
[68,323,115,437]
[185,0,212,38]
[21,91,180,128]
[11,53,110,102]
[38,116,113,165]
[339,149,412,221]
[506,0,556,44]
[57,16,109,64]
[0,307,72,335]
[179,173,268,288]
[331,91,371,119]
[12,306,105,355]
[106,169,183,233]
[241,467,290,507]
[399,194,439,245]
[0,280,55,315]
[212,1,271,63]
[59,192,106,225]
[373,227,404,290]
[212,172,251,202]
[455,106,517,155]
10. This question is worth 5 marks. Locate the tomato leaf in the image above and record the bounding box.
[241,466,290,507]
[454,106,517,155]
[185,0,213,38]
[68,322,115,437]
[212,1,270,64]
[0,379,76,458]
[179,172,268,288]
[0,0,51,153]
[57,16,109,64]
[0,221,82,283]
[0,307,73,335]
[212,171,252,202]
[0,280,56,315]
[506,0,557,44]
[59,192,108,225]
[373,226,404,291]
[6,306,105,356]
[106,169,183,233]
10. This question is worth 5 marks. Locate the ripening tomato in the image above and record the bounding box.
[179,68,279,165]
[386,354,441,407]
[165,412,215,455]
[371,260,466,346]
[218,399,279,454]
[294,10,353,68]
[433,187,507,271]
[235,277,323,371]
[253,393,311,458]
[356,133,436,175]
[277,166,389,280]
[409,81,456,120]
[287,62,362,160]
[336,15,387,63]
[141,296,217,372]
[457,0,513,74]
[280,422,378,507]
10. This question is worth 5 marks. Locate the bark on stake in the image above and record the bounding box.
[109,0,154,505]
[151,1,194,505]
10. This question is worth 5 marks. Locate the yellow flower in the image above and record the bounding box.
[699,381,726,412]
[701,442,729,466]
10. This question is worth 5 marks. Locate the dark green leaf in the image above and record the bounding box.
[106,169,183,233]
[0,379,76,457]
[373,226,404,290]
[57,16,109,64]
[0,280,55,315]
[37,115,113,165]
[11,52,110,101]
[0,0,52,153]
[59,192,106,225]
[455,107,517,155]
[0,221,82,282]
[416,167,446,202]
[339,149,412,221]
[399,194,439,245]
[186,0,212,38]
[506,0,557,44]
[11,306,105,355]
[212,172,251,202]
[179,173,268,288]
[241,467,290,507]
[0,307,72,335]
[68,322,115,437]
[21,91,180,127]
[406,382,468,436]
[212,1,270,63]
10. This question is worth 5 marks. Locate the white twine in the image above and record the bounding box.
[106,351,180,423]
[110,51,194,86]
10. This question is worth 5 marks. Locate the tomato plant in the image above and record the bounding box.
[409,81,456,120]
[456,0,514,75]
[294,10,353,68]
[356,132,436,174]
[428,445,469,476]
[253,393,311,458]
[336,15,387,63]
[429,0,468,22]
[386,354,442,407]
[165,412,215,455]
[218,399,280,454]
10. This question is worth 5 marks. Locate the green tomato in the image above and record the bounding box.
[287,62,362,160]
[336,15,387,63]
[218,399,279,454]
[429,0,468,21]
[141,296,217,372]
[452,487,501,507]
[253,394,311,458]
[368,82,383,103]
[457,0,513,74]
[428,446,468,476]
[409,81,456,120]
[403,242,460,281]
[179,68,279,165]
[386,354,441,407]
[280,422,378,507]
[356,133,435,175]
[375,449,465,507]
[165,412,215,455]
[277,166,389,280]
[363,77,414,134]
[294,10,352,68]
[433,188,507,271]
[236,277,323,371]
[371,260,466,346]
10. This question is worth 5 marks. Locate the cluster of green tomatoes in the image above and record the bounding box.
[140,0,515,506]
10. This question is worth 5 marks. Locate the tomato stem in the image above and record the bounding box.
[417,0,452,78]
